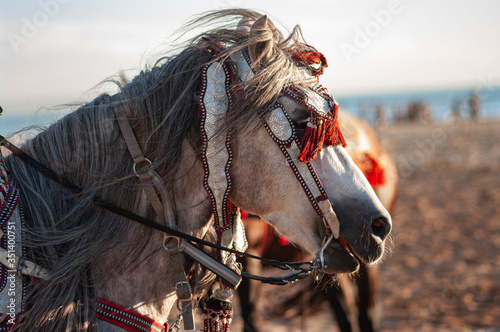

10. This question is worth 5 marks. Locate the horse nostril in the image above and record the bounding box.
[371,217,390,240]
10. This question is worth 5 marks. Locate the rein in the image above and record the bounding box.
[0,135,319,285]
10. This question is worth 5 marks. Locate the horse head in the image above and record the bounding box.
[226,15,392,274]
[2,9,393,331]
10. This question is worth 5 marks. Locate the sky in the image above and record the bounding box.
[1,0,499,115]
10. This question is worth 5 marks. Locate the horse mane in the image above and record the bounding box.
[5,9,305,331]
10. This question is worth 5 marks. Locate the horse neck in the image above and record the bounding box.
[7,102,213,325]
[92,131,213,320]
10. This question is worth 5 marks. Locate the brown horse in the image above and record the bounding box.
[238,110,398,332]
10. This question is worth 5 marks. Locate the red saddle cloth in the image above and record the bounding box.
[339,111,386,187]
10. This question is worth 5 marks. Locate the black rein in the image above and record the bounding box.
[0,135,317,285]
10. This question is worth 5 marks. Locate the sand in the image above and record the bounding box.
[227,120,500,332]
[376,120,500,331]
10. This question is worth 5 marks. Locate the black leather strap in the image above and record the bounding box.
[0,135,317,285]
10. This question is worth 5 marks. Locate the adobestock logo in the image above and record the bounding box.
[475,74,499,100]
[340,0,403,63]
[7,0,71,53]
[397,128,447,180]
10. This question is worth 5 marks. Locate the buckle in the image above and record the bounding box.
[133,157,152,178]
[175,284,195,331]
[163,235,180,252]
[175,281,192,301]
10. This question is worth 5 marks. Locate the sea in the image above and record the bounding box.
[336,86,500,126]
[1,86,500,137]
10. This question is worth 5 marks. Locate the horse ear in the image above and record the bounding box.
[237,17,251,33]
[248,15,275,68]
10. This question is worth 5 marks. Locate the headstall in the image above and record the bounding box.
[194,41,346,331]
[204,42,346,243]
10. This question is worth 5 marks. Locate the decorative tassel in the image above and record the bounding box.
[298,117,329,162]
[324,101,346,147]
[298,117,316,162]
[289,43,328,76]
[203,288,233,332]
[324,119,347,147]
[314,119,326,149]
[299,115,347,162]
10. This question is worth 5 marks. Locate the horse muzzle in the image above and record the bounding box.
[321,214,392,274]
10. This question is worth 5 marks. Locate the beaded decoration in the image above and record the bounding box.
[282,83,346,162]
[230,45,345,237]
[197,44,248,267]
[0,152,28,331]
[198,43,247,332]
[202,288,233,332]
[96,297,167,332]
[198,42,346,332]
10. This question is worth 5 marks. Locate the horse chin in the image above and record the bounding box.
[321,241,360,274]
[347,237,386,266]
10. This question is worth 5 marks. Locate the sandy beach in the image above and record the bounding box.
[377,120,500,331]
[227,120,500,332]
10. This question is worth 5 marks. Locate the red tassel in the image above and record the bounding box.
[315,119,326,149]
[298,94,347,162]
[300,117,347,162]
[324,102,347,147]
[299,118,332,162]
[299,118,318,162]
[289,43,328,76]
[298,118,314,161]
[324,120,347,147]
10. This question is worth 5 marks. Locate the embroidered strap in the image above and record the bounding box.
[198,48,248,266]
[230,49,342,238]
[97,297,167,332]
[0,241,48,279]
[263,104,340,238]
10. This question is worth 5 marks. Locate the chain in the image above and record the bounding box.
[242,259,323,285]
[169,309,183,332]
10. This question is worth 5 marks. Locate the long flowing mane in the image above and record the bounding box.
[5,9,306,331]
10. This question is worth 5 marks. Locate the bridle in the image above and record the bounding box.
[0,41,347,331]
[0,134,326,330]
[0,134,324,280]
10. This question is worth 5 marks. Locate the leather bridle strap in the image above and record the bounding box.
[0,135,316,285]
[113,107,196,330]
[113,107,169,225]
[0,135,239,288]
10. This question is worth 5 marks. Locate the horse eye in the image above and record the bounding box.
[293,119,308,130]
[292,118,308,142]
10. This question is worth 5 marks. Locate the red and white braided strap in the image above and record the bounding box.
[96,297,167,332]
